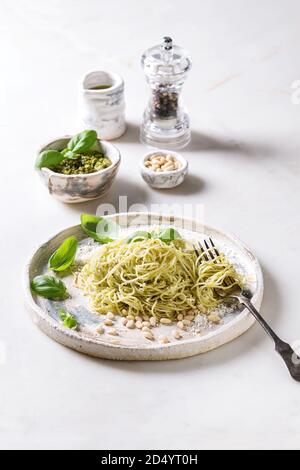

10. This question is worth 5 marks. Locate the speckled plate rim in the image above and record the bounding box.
[23,212,264,361]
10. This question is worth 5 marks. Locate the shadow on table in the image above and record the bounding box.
[88,264,281,374]
[186,130,274,159]
[114,122,140,144]
[150,174,205,196]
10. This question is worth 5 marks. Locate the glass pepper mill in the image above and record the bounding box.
[140,36,192,149]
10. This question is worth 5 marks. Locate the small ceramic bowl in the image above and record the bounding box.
[36,137,121,203]
[140,150,188,189]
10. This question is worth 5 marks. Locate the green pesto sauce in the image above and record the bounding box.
[54,153,112,175]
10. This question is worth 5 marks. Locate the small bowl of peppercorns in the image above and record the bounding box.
[36,133,121,203]
[140,150,188,189]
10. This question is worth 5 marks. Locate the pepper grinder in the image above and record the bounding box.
[140,36,192,149]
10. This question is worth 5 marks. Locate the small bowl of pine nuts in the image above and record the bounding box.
[140,150,188,189]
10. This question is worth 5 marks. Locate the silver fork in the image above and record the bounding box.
[194,237,300,382]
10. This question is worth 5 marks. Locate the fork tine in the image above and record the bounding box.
[198,241,209,261]
[193,244,201,258]
[209,237,220,257]
[208,237,235,287]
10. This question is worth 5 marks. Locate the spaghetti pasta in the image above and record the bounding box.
[75,237,243,319]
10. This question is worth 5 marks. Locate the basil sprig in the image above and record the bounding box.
[31,275,68,300]
[35,150,64,170]
[155,228,182,244]
[58,308,78,329]
[49,236,78,272]
[67,130,98,155]
[36,129,101,170]
[126,228,182,244]
[126,231,152,243]
[80,213,118,243]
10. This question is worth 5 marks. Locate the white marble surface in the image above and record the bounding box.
[1,0,300,450]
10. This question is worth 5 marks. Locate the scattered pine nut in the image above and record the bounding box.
[122,309,128,315]
[177,313,183,321]
[135,316,143,322]
[160,318,172,325]
[208,314,220,323]
[182,319,191,326]
[159,335,170,344]
[172,329,182,340]
[136,320,143,329]
[150,316,157,326]
[106,312,115,320]
[126,320,135,329]
[177,321,185,330]
[142,321,151,327]
[143,331,154,341]
[108,328,118,336]
[104,319,114,326]
[126,315,134,321]
[142,326,151,333]
[121,317,128,326]
[184,315,194,321]
[95,326,104,334]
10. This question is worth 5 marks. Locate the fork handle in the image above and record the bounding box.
[238,295,299,381]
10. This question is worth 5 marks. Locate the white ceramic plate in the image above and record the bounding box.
[23,212,263,360]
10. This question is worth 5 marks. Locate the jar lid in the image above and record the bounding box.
[141,37,192,78]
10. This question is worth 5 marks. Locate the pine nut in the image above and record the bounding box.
[126,320,135,329]
[208,314,220,323]
[160,318,172,325]
[177,313,183,321]
[143,331,154,341]
[126,315,134,321]
[136,321,142,329]
[150,316,157,326]
[108,328,118,336]
[177,321,185,330]
[107,312,115,320]
[135,316,143,322]
[143,315,150,321]
[185,315,194,321]
[95,326,104,334]
[172,329,182,340]
[182,319,191,326]
[104,319,113,326]
[121,317,128,326]
[198,305,207,314]
[122,309,128,315]
[142,321,150,327]
[159,335,170,344]
[142,326,151,333]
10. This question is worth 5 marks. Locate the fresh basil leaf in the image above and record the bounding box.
[31,275,68,300]
[49,236,78,272]
[58,308,77,329]
[61,149,80,160]
[36,150,64,169]
[85,139,103,155]
[67,130,97,154]
[80,214,118,243]
[126,231,152,243]
[157,228,182,244]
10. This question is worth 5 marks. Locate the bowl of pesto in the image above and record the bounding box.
[35,130,121,203]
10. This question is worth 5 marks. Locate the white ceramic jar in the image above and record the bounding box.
[80,71,126,140]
